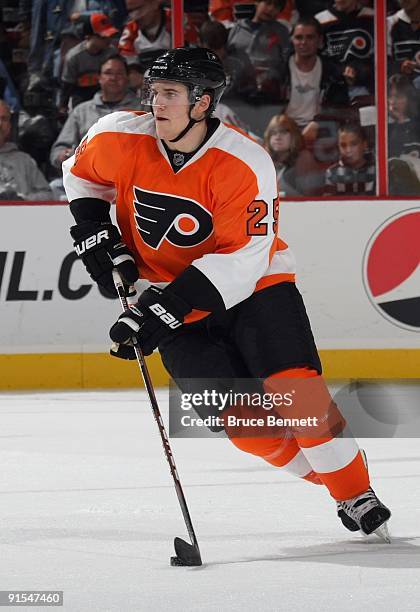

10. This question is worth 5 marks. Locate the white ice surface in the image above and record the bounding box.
[0,390,419,612]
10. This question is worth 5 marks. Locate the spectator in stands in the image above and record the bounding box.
[315,1,375,87]
[342,59,371,100]
[388,73,420,157]
[70,1,128,29]
[0,100,52,200]
[50,55,142,198]
[25,0,72,93]
[210,0,295,27]
[210,1,258,24]
[280,16,349,128]
[324,122,375,195]
[119,0,200,57]
[59,13,119,113]
[0,59,21,112]
[388,0,420,88]
[264,113,324,195]
[227,0,290,101]
[119,0,170,56]
[125,49,167,97]
[4,2,29,91]
[126,56,145,98]
[182,1,210,35]
[197,19,257,100]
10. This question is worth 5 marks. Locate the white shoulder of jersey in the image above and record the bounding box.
[83,110,156,141]
[212,122,277,194]
[62,112,155,202]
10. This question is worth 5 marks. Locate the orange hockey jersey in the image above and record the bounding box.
[63,112,295,315]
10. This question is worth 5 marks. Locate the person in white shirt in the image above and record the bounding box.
[285,18,324,128]
[279,16,349,129]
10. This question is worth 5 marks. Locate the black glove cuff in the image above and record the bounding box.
[69,198,111,223]
[140,286,192,321]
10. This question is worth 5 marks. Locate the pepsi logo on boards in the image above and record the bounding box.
[363,209,420,331]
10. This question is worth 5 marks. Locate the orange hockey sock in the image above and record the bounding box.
[228,434,321,483]
[264,368,370,500]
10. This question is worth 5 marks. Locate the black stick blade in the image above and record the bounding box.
[172,537,202,566]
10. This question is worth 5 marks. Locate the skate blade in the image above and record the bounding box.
[372,522,391,543]
[359,521,391,543]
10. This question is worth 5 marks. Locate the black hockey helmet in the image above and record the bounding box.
[142,47,227,114]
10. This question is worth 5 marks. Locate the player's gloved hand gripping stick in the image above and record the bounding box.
[110,284,191,356]
[70,218,139,297]
[112,270,202,567]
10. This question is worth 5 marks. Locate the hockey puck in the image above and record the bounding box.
[170,556,186,566]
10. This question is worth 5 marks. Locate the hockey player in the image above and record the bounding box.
[63,47,391,540]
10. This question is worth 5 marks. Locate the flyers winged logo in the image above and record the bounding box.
[326,29,373,61]
[133,186,213,249]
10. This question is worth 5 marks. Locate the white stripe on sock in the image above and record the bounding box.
[299,430,359,474]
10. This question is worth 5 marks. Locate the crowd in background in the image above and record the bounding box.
[0,0,419,200]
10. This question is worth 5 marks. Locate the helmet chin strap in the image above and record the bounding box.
[168,108,207,144]
[169,88,215,143]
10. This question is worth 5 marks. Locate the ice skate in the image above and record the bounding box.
[336,451,391,542]
[337,487,391,542]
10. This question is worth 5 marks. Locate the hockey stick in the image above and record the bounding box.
[112,270,202,567]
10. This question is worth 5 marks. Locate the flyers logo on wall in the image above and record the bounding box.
[363,209,420,331]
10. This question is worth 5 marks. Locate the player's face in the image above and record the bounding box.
[334,0,358,12]
[269,127,291,153]
[151,82,192,140]
[0,103,11,147]
[292,25,321,58]
[338,131,366,168]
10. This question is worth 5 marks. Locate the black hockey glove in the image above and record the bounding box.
[70,221,139,297]
[109,286,192,357]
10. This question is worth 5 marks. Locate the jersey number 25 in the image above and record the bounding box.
[247,197,279,236]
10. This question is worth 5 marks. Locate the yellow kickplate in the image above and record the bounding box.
[0,349,418,390]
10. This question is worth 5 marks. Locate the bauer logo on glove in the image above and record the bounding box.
[70,220,139,297]
[149,303,183,329]
[74,229,109,255]
[109,286,191,356]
